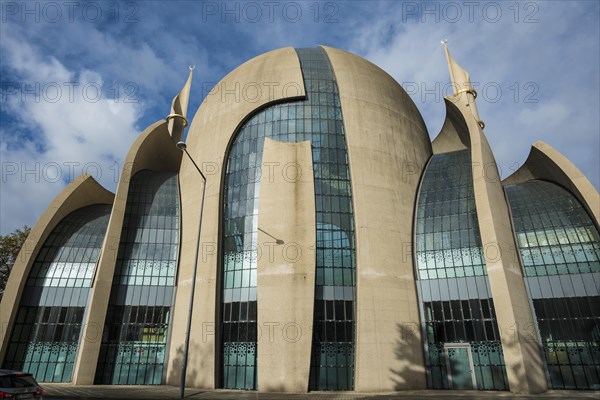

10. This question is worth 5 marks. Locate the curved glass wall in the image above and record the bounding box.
[505,180,600,389]
[95,170,179,385]
[2,205,111,382]
[414,150,508,390]
[220,47,356,390]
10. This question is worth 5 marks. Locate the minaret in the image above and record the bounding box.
[166,66,194,143]
[442,40,485,129]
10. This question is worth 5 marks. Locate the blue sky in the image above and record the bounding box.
[1,0,599,234]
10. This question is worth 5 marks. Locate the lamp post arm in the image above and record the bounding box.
[183,148,207,181]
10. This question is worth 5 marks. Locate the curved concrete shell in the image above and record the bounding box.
[73,120,181,384]
[501,142,599,391]
[1,45,596,394]
[0,174,114,363]
[503,141,599,225]
[171,46,433,391]
[431,99,470,154]
[322,46,431,391]
[447,96,547,393]
[169,47,306,388]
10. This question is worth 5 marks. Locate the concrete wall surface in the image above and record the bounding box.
[503,141,599,226]
[322,45,432,391]
[448,95,548,394]
[170,47,306,388]
[256,138,316,392]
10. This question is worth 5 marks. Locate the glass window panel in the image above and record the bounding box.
[91,172,179,385]
[504,181,600,389]
[3,205,111,382]
[217,48,355,391]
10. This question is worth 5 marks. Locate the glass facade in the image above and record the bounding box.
[415,150,508,390]
[95,170,179,385]
[505,180,600,389]
[219,47,356,390]
[3,43,599,394]
[2,205,111,382]
[415,151,487,280]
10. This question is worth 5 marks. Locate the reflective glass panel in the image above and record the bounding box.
[3,205,110,382]
[446,346,474,389]
[95,171,179,385]
[415,150,508,390]
[505,180,600,389]
[219,47,356,390]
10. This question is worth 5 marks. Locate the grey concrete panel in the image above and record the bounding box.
[170,47,305,388]
[447,94,548,393]
[256,138,316,393]
[73,120,182,385]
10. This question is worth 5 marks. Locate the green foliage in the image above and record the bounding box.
[0,226,30,299]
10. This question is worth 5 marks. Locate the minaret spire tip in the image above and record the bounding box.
[166,66,195,142]
[441,40,485,129]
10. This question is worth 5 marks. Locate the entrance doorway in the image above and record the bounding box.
[444,343,476,389]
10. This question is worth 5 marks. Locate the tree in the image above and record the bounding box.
[0,226,30,300]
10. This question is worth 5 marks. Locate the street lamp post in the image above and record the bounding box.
[176,140,207,399]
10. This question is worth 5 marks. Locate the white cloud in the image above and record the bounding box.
[0,0,597,235]
[345,2,599,189]
[0,33,141,233]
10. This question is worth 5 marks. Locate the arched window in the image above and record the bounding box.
[220,47,356,390]
[414,150,508,390]
[95,170,180,385]
[505,180,600,389]
[3,205,110,382]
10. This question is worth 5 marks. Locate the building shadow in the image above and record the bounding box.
[502,329,536,392]
[389,322,427,390]
[167,340,210,398]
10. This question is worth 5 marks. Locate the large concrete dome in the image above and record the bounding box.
[5,45,595,395]
[185,46,431,166]
[175,46,432,392]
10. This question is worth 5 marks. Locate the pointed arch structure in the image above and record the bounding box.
[0,45,596,394]
[0,174,114,381]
